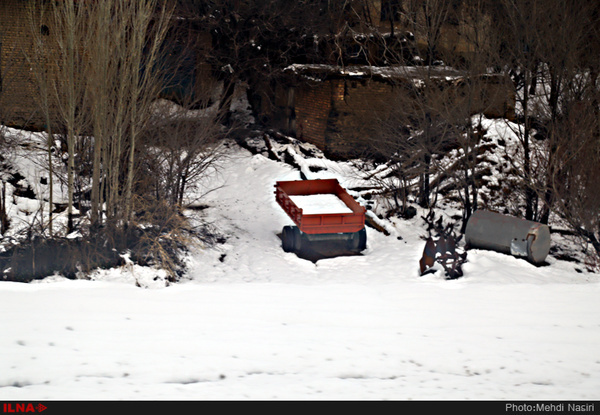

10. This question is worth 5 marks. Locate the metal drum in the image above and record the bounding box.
[465,210,551,264]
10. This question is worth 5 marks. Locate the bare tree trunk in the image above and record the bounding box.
[46,128,54,236]
[49,0,90,233]
[123,2,172,224]
[26,4,56,236]
[522,69,535,221]
[0,181,6,235]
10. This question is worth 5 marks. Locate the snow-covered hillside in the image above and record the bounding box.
[0,122,599,400]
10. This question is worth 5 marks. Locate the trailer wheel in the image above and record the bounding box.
[357,228,367,251]
[282,226,295,252]
[348,228,367,251]
[293,226,303,253]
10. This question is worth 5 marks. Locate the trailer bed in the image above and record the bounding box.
[274,179,366,235]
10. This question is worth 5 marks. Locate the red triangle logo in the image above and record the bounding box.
[36,404,47,412]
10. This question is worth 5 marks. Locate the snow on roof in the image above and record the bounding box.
[284,64,465,82]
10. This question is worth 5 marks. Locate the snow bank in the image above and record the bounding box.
[0,128,599,400]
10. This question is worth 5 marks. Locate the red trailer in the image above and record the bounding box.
[274,179,367,254]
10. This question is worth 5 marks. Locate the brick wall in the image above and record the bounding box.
[458,74,516,120]
[0,2,220,131]
[0,0,44,128]
[290,73,515,159]
[294,80,334,150]
[327,78,398,157]
[293,77,403,158]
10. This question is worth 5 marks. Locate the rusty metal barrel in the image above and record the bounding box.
[465,210,551,264]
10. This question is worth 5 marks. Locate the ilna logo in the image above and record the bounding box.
[3,403,47,413]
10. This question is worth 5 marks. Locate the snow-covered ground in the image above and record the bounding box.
[1,124,599,400]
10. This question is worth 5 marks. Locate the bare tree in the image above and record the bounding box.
[399,0,454,64]
[361,69,459,213]
[533,0,600,262]
[528,0,596,224]
[176,0,352,124]
[29,0,174,232]
[489,0,547,221]
[83,0,173,228]
[28,1,92,233]
[438,0,507,227]
[545,97,600,263]
[141,95,226,209]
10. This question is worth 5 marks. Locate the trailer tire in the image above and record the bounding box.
[282,226,295,252]
[348,228,367,252]
[357,228,367,251]
[293,226,303,253]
